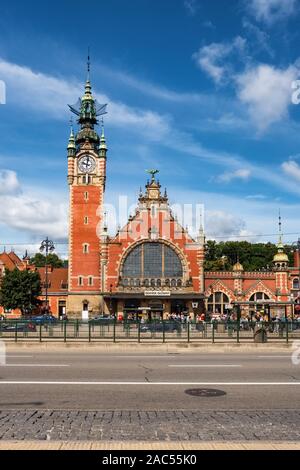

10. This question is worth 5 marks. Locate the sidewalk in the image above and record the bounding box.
[3,341,294,352]
[0,440,300,450]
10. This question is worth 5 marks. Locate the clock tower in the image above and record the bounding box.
[67,62,108,316]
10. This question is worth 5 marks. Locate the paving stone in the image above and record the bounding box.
[1,409,300,441]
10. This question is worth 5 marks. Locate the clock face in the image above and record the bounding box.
[78,155,96,174]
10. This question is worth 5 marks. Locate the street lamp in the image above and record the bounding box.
[40,237,55,314]
[292,238,300,319]
[109,284,113,317]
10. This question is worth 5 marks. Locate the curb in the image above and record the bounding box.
[0,440,300,450]
[3,341,293,351]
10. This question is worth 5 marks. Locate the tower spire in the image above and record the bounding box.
[67,117,76,154]
[99,117,107,156]
[87,47,90,81]
[273,209,289,268]
[278,209,282,244]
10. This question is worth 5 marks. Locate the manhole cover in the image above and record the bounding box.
[185,388,226,397]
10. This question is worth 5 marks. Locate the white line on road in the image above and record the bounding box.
[6,356,33,358]
[168,365,242,368]
[0,381,299,385]
[2,364,69,367]
[258,356,291,358]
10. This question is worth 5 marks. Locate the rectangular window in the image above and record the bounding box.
[84,191,89,201]
[83,175,91,185]
[83,244,89,254]
[84,216,88,225]
[78,276,83,286]
[88,276,93,286]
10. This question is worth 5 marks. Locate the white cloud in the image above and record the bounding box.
[246,194,267,199]
[205,210,248,239]
[217,168,251,183]
[282,160,300,181]
[193,36,246,84]
[0,58,169,140]
[0,170,20,194]
[247,0,297,24]
[236,63,298,131]
[0,169,67,239]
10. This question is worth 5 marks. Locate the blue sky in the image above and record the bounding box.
[0,0,300,258]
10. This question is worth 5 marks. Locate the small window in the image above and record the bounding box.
[151,204,157,218]
[88,276,93,286]
[84,191,89,201]
[84,216,89,225]
[83,243,89,254]
[78,276,83,286]
[83,175,91,185]
[293,278,300,290]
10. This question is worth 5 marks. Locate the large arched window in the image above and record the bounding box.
[122,242,183,281]
[207,292,230,315]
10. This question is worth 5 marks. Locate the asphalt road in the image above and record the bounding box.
[1,349,300,441]
[0,350,299,410]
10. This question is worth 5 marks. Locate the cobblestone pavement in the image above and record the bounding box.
[0,409,300,441]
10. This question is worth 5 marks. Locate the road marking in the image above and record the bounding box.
[6,356,33,358]
[168,365,242,368]
[0,381,299,385]
[258,356,291,358]
[2,364,69,367]
[102,355,180,358]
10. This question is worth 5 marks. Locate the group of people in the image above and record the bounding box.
[166,312,193,323]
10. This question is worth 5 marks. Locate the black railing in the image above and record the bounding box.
[0,319,299,343]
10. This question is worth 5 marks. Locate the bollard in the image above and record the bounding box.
[64,321,67,343]
[88,322,91,342]
[138,321,141,343]
[286,321,289,344]
[237,322,240,344]
[162,321,165,344]
[187,322,190,343]
[113,320,116,343]
[15,322,18,343]
[39,323,42,343]
[212,322,215,344]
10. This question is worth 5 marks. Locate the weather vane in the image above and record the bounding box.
[146,169,159,182]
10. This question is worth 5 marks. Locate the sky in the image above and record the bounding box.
[0,0,300,258]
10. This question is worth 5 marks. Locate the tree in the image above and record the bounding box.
[30,253,64,268]
[204,240,292,272]
[0,269,41,315]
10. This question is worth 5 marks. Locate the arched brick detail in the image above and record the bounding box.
[118,238,189,282]
[205,280,235,303]
[244,281,275,301]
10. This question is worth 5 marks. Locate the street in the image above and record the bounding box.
[0,349,300,441]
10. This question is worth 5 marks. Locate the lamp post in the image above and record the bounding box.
[109,284,113,317]
[40,237,55,314]
[292,238,300,319]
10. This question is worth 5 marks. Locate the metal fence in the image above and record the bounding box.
[0,319,300,343]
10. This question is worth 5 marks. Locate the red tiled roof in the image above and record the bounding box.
[7,251,24,267]
[0,252,18,270]
[37,267,68,293]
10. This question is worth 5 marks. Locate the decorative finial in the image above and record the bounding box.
[103,211,108,230]
[278,209,283,245]
[164,188,168,198]
[146,169,159,183]
[69,117,74,135]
